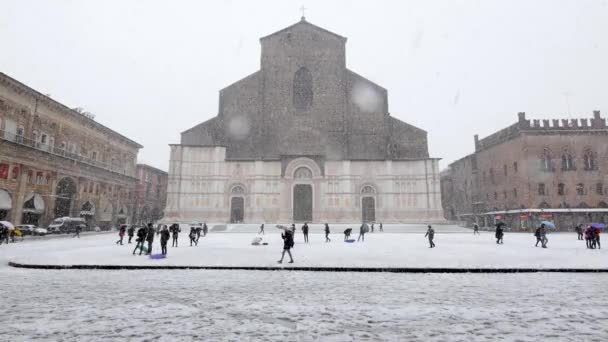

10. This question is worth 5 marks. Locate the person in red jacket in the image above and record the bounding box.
[116,225,126,245]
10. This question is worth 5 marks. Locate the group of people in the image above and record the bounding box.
[115,222,208,256]
[575,224,602,249]
[0,224,18,244]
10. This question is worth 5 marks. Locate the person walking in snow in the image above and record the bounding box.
[170,223,180,247]
[302,222,309,243]
[324,223,331,242]
[357,223,367,242]
[473,224,480,235]
[73,225,82,238]
[379,222,383,232]
[575,224,583,240]
[425,225,435,248]
[371,223,375,233]
[534,226,542,247]
[592,227,601,249]
[277,229,294,264]
[344,228,352,241]
[127,225,135,244]
[195,225,202,243]
[160,225,170,255]
[189,227,197,246]
[259,223,265,235]
[133,226,148,255]
[202,222,208,237]
[116,225,126,245]
[539,224,548,248]
[146,223,155,255]
[495,224,504,244]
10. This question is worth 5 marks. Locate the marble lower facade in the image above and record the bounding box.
[164,146,444,224]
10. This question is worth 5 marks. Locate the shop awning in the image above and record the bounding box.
[0,189,11,210]
[80,201,95,216]
[22,193,45,214]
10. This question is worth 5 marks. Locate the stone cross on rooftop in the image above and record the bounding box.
[300,5,307,20]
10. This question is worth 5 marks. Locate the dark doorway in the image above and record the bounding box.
[362,197,375,223]
[293,184,312,222]
[55,177,77,218]
[230,197,244,223]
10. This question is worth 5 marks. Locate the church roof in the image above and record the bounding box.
[259,17,347,42]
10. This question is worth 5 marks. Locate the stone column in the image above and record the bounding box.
[11,166,29,225]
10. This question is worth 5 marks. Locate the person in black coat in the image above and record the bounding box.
[277,230,294,263]
[170,223,180,247]
[324,223,331,242]
[259,223,265,235]
[146,223,155,255]
[195,225,202,243]
[534,227,542,247]
[160,226,170,255]
[424,225,435,248]
[575,224,583,240]
[189,227,197,246]
[116,225,126,245]
[495,224,504,244]
[127,225,135,244]
[343,228,352,241]
[133,226,148,255]
[302,222,309,243]
[202,223,208,237]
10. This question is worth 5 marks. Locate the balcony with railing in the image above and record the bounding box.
[1,129,134,177]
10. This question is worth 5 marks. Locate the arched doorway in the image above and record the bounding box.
[292,167,313,222]
[55,177,77,218]
[229,185,245,223]
[22,193,45,225]
[361,185,376,223]
[230,197,244,223]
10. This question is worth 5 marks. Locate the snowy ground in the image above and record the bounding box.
[3,226,607,269]
[1,227,607,341]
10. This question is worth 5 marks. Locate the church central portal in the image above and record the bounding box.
[293,184,312,222]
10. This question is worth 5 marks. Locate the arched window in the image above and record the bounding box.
[561,150,574,171]
[294,167,312,179]
[576,183,585,195]
[293,67,313,111]
[583,149,596,171]
[540,148,552,171]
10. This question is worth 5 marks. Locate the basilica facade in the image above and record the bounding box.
[164,18,443,223]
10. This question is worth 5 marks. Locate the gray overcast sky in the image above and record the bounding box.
[2,0,607,171]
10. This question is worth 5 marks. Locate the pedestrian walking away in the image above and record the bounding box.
[357,223,368,242]
[593,227,601,249]
[575,224,584,240]
[534,227,542,247]
[371,223,374,233]
[379,222,383,232]
[495,223,504,244]
[73,225,82,238]
[302,222,309,243]
[277,229,294,264]
[189,227,197,246]
[160,225,170,255]
[202,223,208,236]
[324,223,331,242]
[127,225,135,244]
[195,225,202,243]
[259,223,265,235]
[146,223,155,255]
[425,225,435,248]
[539,224,548,248]
[133,226,148,255]
[170,223,180,247]
[344,228,352,241]
[116,225,126,245]
[473,224,480,235]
